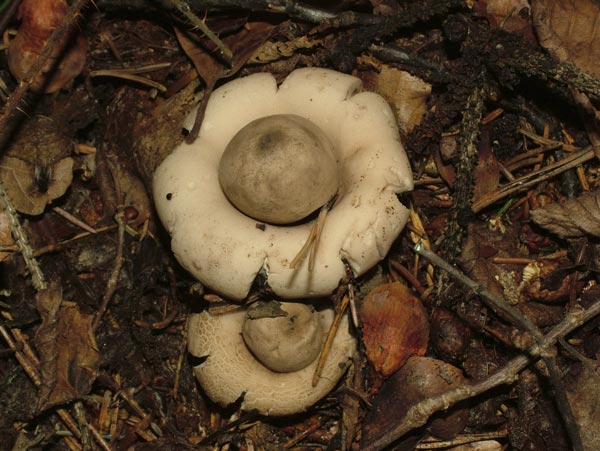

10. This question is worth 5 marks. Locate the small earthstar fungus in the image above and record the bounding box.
[187,301,356,415]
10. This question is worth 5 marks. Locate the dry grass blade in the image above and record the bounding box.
[312,294,350,386]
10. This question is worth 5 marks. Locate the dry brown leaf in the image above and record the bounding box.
[0,116,74,215]
[370,65,431,133]
[362,357,469,448]
[34,283,102,411]
[176,20,275,87]
[532,0,600,78]
[475,0,535,40]
[530,190,600,238]
[7,0,87,93]
[531,0,600,147]
[0,156,73,216]
[174,20,275,140]
[249,35,319,64]
[359,283,429,377]
[458,222,523,305]
[566,364,600,451]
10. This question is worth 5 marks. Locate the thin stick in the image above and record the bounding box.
[312,295,349,386]
[413,242,584,451]
[88,70,167,92]
[92,212,125,332]
[34,225,117,257]
[283,418,325,449]
[87,423,112,451]
[0,182,46,290]
[472,147,596,212]
[53,206,97,234]
[167,0,232,60]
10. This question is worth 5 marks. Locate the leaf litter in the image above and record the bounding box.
[1,1,600,450]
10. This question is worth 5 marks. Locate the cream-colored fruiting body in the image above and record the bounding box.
[154,68,413,300]
[188,303,356,416]
[242,302,323,372]
[219,114,339,224]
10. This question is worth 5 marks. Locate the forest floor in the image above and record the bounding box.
[1,1,600,450]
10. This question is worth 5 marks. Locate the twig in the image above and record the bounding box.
[53,206,98,234]
[74,401,94,451]
[166,0,232,60]
[88,70,167,92]
[413,242,584,451]
[504,48,600,101]
[118,388,164,438]
[92,212,125,332]
[440,80,485,260]
[361,296,600,451]
[33,225,117,257]
[370,44,452,84]
[87,424,112,451]
[309,195,336,271]
[283,418,325,449]
[289,223,317,270]
[0,182,46,291]
[472,146,596,212]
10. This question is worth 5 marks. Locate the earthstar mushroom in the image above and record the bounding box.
[153,67,414,300]
[188,301,356,415]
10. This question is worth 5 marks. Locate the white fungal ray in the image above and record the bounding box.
[153,68,413,300]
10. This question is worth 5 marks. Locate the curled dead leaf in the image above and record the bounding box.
[359,282,429,377]
[519,260,575,303]
[362,356,469,449]
[532,0,600,78]
[566,364,600,451]
[530,190,600,238]
[7,0,87,93]
[476,0,534,40]
[0,156,73,216]
[363,64,431,133]
[34,283,101,411]
[0,116,74,215]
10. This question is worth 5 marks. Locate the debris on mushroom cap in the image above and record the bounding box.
[188,302,356,416]
[219,114,339,224]
[242,302,324,372]
[154,67,413,300]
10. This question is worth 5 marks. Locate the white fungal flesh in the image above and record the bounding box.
[153,68,413,300]
[188,306,356,416]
